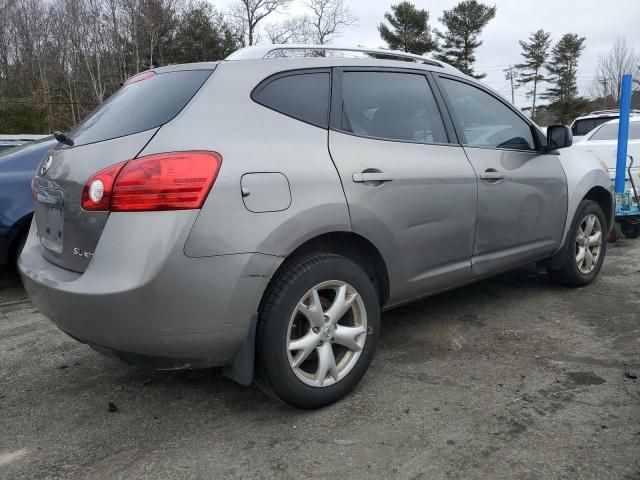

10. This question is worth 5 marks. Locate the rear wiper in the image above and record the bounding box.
[53,131,74,146]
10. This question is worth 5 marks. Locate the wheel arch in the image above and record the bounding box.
[541,187,612,271]
[224,230,390,387]
[268,231,390,307]
[2,213,33,267]
[583,185,614,232]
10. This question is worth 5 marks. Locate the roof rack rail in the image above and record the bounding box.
[588,109,618,115]
[586,109,640,116]
[226,44,443,68]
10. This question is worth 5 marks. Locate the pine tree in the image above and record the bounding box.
[435,0,496,79]
[543,33,587,124]
[516,29,552,120]
[378,2,436,55]
[170,2,238,63]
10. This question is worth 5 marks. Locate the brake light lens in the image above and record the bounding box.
[81,151,222,212]
[123,70,156,86]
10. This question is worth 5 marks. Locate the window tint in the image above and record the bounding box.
[70,70,212,147]
[340,71,447,144]
[590,121,640,141]
[440,78,535,151]
[573,117,616,136]
[253,72,330,128]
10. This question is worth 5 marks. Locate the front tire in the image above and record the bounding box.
[547,200,607,287]
[255,254,379,409]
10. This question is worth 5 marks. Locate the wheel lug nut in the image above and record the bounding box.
[312,327,319,333]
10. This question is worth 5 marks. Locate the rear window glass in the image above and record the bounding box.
[590,122,640,141]
[69,69,212,146]
[572,117,615,136]
[253,72,330,128]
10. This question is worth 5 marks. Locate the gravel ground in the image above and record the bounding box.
[1,239,639,479]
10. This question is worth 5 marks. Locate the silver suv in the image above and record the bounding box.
[19,45,614,408]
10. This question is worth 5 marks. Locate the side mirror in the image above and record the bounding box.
[547,125,573,149]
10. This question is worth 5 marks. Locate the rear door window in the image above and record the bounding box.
[338,71,447,144]
[252,71,330,128]
[69,69,213,146]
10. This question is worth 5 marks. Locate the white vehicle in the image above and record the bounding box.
[573,116,640,237]
[570,110,640,141]
[574,116,640,179]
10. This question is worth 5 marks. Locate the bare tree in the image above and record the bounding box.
[140,0,180,68]
[0,0,14,82]
[305,0,356,45]
[589,37,640,107]
[265,16,312,44]
[0,0,245,133]
[230,0,290,46]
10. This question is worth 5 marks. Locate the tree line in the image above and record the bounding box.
[377,1,639,124]
[0,0,638,134]
[0,0,354,133]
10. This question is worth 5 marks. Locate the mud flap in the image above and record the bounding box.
[223,314,257,386]
[539,244,568,271]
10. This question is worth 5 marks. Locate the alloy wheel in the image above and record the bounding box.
[575,213,602,274]
[286,280,367,387]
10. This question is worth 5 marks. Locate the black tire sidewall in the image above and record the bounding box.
[257,254,380,409]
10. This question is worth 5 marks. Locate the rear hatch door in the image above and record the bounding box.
[32,67,214,272]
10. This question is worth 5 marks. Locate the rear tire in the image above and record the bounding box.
[255,253,379,409]
[547,200,607,287]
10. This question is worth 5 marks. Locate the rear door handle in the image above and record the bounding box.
[352,172,393,183]
[479,169,505,182]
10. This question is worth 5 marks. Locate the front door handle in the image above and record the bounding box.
[352,172,393,183]
[479,169,505,182]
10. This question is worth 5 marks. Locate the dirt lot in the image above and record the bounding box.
[1,239,639,480]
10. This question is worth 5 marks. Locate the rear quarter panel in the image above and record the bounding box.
[139,61,351,258]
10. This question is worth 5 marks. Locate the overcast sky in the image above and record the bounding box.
[218,0,640,110]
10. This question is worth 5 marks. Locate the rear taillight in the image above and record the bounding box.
[81,162,126,211]
[81,151,222,212]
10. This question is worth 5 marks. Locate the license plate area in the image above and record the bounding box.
[34,189,64,254]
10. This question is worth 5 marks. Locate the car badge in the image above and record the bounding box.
[40,155,53,176]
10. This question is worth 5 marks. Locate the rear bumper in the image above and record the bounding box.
[18,211,282,367]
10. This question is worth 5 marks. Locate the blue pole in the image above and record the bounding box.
[615,74,632,194]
